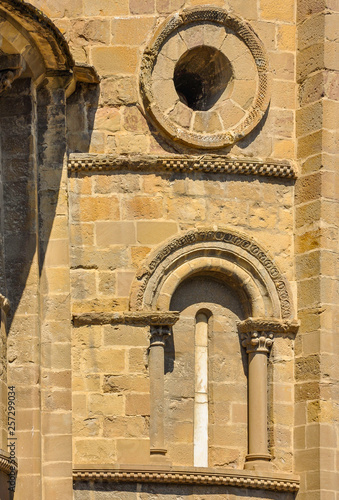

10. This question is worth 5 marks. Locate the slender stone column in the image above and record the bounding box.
[194,312,209,467]
[241,330,274,470]
[149,325,170,463]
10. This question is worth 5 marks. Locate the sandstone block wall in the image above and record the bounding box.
[0,0,337,499]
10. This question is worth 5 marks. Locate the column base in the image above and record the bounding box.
[150,448,171,465]
[244,453,273,471]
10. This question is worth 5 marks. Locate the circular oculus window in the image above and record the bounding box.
[140,7,271,150]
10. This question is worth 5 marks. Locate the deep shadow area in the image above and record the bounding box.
[165,274,248,376]
[0,79,99,329]
[174,46,232,111]
[170,274,248,315]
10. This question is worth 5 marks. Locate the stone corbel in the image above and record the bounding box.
[0,54,24,94]
[238,317,299,470]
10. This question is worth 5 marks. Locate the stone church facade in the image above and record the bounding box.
[0,0,337,499]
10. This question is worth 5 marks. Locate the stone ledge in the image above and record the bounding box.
[68,154,297,179]
[237,317,300,334]
[72,311,180,327]
[73,464,300,492]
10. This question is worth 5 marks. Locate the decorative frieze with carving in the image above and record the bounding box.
[72,311,180,326]
[68,154,297,179]
[73,464,300,492]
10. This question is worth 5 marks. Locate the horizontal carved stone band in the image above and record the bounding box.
[73,465,299,492]
[68,154,296,179]
[237,317,300,334]
[72,311,180,327]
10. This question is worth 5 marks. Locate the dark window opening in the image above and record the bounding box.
[173,45,232,111]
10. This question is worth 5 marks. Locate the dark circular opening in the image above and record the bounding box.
[173,46,232,111]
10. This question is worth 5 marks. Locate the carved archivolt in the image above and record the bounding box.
[0,0,74,78]
[0,1,98,92]
[129,228,295,320]
[140,6,271,149]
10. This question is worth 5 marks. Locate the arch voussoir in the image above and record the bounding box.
[129,228,295,321]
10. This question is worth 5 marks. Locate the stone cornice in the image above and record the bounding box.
[237,317,300,335]
[68,154,297,179]
[72,311,180,327]
[73,465,299,492]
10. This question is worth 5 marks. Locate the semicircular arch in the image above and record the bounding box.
[0,0,74,84]
[129,228,295,320]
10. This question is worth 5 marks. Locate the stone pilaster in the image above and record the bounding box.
[295,2,339,498]
[37,76,72,500]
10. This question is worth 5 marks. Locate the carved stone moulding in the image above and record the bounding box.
[72,311,180,327]
[237,317,300,335]
[130,228,295,320]
[139,6,271,149]
[73,465,300,492]
[0,1,99,94]
[68,154,297,179]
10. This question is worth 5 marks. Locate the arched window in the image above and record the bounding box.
[130,229,298,471]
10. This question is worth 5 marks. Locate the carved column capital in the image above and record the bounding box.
[150,325,171,347]
[241,331,274,354]
[0,54,24,95]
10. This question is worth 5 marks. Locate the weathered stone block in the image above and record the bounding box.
[91,46,138,76]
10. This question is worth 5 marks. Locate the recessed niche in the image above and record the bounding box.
[173,46,232,111]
